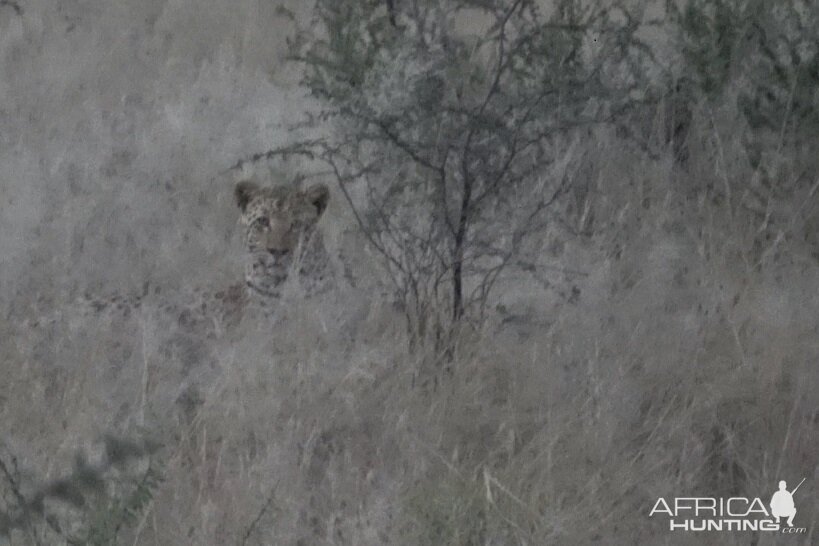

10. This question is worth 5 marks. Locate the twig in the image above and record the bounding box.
[240,481,280,546]
[221,140,324,174]
[0,453,41,545]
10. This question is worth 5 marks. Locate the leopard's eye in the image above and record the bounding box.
[254,217,270,228]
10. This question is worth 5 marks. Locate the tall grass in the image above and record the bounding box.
[4,108,817,543]
[2,1,818,544]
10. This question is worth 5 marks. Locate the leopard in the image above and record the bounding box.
[16,180,337,420]
[23,179,335,328]
[3,180,379,540]
[234,180,332,301]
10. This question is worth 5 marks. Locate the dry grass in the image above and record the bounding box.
[3,112,818,544]
[2,1,818,544]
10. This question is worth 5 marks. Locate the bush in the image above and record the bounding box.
[247,0,656,348]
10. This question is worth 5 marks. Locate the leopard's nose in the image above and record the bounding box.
[268,248,290,257]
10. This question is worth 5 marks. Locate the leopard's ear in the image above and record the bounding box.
[234,181,260,212]
[303,183,330,217]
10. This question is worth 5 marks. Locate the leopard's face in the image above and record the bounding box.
[235,181,330,298]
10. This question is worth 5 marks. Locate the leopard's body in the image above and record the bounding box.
[5,179,385,545]
[32,180,336,328]
[18,180,338,417]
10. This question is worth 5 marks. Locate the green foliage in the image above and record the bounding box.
[401,476,491,546]
[674,0,744,98]
[295,0,393,102]
[0,436,161,546]
[68,460,163,546]
[739,2,819,136]
[671,0,819,140]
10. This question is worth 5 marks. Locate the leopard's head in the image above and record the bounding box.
[235,181,330,297]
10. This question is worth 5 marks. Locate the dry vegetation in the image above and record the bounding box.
[1,1,818,545]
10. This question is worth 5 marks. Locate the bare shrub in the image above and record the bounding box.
[236,0,656,349]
